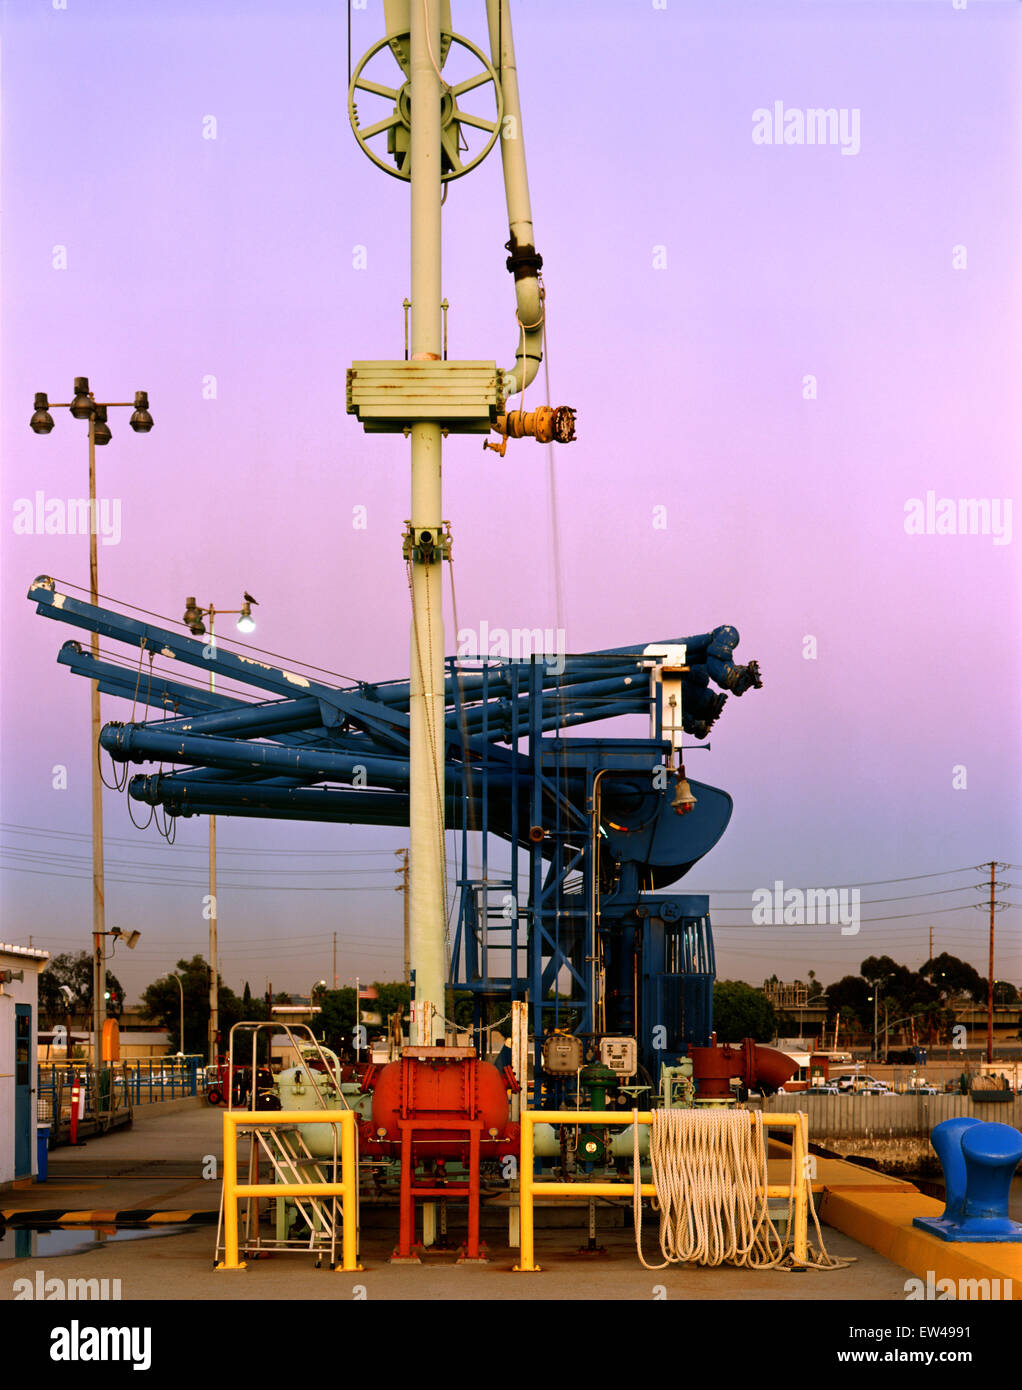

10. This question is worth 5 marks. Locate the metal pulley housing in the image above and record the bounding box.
[348,10,503,183]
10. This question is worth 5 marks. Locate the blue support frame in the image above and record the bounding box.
[28,578,764,1110]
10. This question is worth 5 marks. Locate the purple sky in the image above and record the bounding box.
[2,0,1019,1007]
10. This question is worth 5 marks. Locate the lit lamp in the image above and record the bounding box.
[236,597,257,634]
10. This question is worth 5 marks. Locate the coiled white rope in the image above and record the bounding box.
[632,1108,854,1271]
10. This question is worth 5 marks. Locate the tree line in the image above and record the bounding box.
[39,949,1017,1053]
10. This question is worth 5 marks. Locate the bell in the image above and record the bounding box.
[671,769,697,816]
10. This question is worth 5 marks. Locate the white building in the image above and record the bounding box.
[0,943,50,1188]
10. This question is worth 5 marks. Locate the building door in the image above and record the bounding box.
[15,1004,32,1177]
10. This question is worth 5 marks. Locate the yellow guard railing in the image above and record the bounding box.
[514,1109,809,1272]
[217,1109,361,1272]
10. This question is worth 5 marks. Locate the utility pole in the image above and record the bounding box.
[395,848,410,986]
[987,860,995,1064]
[333,932,338,991]
[208,612,219,1067]
[928,924,933,970]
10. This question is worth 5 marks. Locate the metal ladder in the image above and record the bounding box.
[214,1120,347,1267]
[213,1020,355,1267]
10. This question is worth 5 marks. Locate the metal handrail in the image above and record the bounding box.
[226,1020,351,1113]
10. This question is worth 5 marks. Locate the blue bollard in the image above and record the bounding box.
[36,1125,50,1182]
[921,1116,982,1227]
[915,1118,1022,1243]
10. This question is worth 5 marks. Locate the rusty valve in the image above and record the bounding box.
[485,405,576,455]
[502,405,575,443]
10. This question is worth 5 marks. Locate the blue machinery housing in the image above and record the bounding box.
[28,576,761,1102]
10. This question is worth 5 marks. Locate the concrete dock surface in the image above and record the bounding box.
[1,1098,1017,1302]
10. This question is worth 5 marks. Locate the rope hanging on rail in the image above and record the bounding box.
[632,1108,853,1271]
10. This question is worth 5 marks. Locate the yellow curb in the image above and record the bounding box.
[820,1188,1022,1297]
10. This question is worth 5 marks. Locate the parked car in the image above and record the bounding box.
[835,1073,890,1092]
[803,1085,840,1095]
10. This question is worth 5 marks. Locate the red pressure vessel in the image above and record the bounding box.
[359,1048,520,1161]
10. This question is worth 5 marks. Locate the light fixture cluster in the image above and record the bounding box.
[30,377,154,441]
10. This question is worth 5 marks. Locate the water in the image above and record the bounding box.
[0,1224,191,1259]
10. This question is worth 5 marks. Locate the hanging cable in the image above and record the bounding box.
[126,794,155,833]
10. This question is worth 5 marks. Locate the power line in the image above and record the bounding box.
[1,848,400,877]
[2,823,417,858]
[686,866,989,891]
[0,865,404,891]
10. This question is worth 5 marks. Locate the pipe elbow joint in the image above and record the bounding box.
[99,721,130,759]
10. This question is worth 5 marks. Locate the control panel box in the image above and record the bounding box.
[599,1036,637,1079]
[542,1033,583,1075]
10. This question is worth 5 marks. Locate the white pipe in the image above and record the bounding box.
[531,1123,650,1159]
[486,0,544,398]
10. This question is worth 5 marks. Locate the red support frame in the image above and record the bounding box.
[393,1118,486,1262]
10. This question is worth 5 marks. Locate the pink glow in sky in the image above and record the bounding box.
[2,0,1019,1004]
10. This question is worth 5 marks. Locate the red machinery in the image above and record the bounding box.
[687,1038,798,1100]
[359,1046,519,1262]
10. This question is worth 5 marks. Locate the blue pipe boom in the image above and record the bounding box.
[28,574,766,1087]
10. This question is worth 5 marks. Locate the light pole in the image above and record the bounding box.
[172,974,185,1054]
[310,979,326,1035]
[31,380,153,1081]
[867,990,881,1063]
[181,595,258,1067]
[93,927,140,1096]
[59,984,74,1061]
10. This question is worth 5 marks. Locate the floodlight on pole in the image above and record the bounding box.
[129,391,154,433]
[91,405,112,447]
[30,393,55,434]
[69,377,93,419]
[31,375,153,1086]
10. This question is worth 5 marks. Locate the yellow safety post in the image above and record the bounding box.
[793,1110,809,1265]
[514,1109,536,1271]
[514,1109,809,1273]
[340,1105,360,1275]
[221,1107,244,1270]
[216,1110,362,1272]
